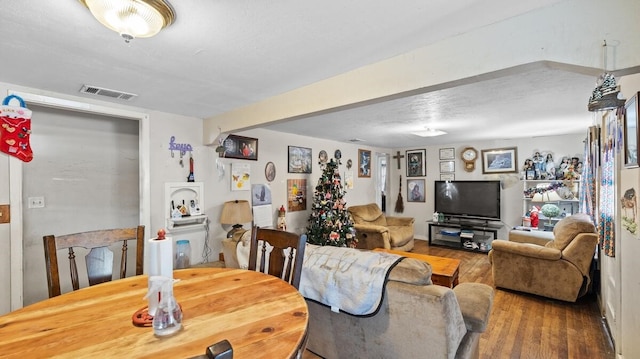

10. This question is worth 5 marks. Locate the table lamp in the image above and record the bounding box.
[220,200,253,238]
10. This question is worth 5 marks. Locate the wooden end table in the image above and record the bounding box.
[374,248,461,288]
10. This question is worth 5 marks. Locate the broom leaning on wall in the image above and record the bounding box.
[395,175,404,213]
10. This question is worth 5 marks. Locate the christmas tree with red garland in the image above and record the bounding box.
[306,158,356,247]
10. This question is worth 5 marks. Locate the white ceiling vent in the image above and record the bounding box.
[79,85,137,101]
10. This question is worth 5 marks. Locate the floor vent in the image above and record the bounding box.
[79,85,137,101]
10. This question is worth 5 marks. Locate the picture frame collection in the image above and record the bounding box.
[439,147,455,181]
[220,134,548,208]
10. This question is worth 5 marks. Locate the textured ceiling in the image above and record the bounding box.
[0,0,605,148]
[264,64,600,147]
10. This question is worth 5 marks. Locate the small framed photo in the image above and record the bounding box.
[220,134,258,160]
[406,149,426,177]
[624,92,639,168]
[358,149,372,177]
[288,146,312,173]
[440,160,455,173]
[481,147,518,174]
[265,161,276,182]
[440,173,455,181]
[407,179,425,202]
[439,148,455,160]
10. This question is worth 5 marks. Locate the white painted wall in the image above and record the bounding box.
[389,132,587,240]
[616,73,640,359]
[205,128,387,241]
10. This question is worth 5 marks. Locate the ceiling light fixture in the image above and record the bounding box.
[79,0,175,43]
[412,128,447,137]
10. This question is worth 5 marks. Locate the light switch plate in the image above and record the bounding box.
[0,204,10,224]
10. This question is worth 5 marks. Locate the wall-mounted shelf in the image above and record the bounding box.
[168,214,208,231]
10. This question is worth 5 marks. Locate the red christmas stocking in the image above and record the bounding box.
[0,95,33,162]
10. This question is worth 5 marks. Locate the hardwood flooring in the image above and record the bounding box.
[303,240,615,359]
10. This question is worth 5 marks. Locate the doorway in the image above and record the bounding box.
[8,91,150,309]
[22,106,140,304]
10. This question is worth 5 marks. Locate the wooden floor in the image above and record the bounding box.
[303,239,615,359]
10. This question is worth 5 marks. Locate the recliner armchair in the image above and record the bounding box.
[348,203,415,251]
[488,213,597,302]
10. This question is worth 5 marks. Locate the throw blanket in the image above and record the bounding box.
[299,244,403,316]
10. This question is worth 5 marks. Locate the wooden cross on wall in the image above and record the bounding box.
[392,151,404,169]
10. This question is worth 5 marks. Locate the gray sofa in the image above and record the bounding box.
[305,258,494,359]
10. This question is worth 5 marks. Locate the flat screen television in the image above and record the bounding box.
[434,180,501,221]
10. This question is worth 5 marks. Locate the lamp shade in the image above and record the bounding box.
[220,200,253,226]
[79,0,175,40]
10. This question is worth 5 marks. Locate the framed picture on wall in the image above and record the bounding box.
[220,134,258,160]
[439,148,455,160]
[439,161,455,173]
[288,146,312,173]
[624,92,639,168]
[481,147,518,174]
[358,149,371,177]
[407,179,425,202]
[406,149,426,177]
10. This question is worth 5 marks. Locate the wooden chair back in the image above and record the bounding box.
[248,226,307,289]
[43,225,145,298]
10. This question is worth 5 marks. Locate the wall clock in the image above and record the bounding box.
[460,147,478,172]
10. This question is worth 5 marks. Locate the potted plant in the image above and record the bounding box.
[541,203,561,231]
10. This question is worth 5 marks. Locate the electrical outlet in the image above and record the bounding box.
[28,197,45,209]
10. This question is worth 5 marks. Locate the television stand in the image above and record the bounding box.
[427,220,502,253]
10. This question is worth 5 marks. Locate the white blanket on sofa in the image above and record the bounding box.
[299,244,403,316]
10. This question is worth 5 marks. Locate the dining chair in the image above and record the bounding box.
[43,225,145,298]
[248,226,307,289]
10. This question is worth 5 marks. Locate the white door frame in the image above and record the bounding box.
[7,90,150,311]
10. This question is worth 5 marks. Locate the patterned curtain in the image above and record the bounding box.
[580,127,597,221]
[597,110,622,257]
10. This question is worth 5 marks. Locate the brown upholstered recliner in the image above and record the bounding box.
[488,213,598,302]
[347,203,415,251]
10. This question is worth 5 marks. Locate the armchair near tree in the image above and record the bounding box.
[348,203,415,251]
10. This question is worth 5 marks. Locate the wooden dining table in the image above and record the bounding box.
[0,268,308,358]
